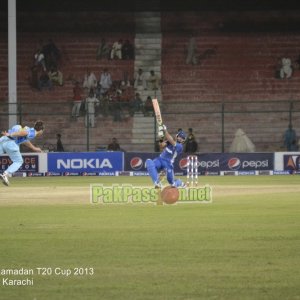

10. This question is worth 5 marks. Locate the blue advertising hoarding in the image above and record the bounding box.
[46,152,274,174]
[48,152,123,173]
[124,152,274,173]
[125,152,158,172]
[174,153,274,173]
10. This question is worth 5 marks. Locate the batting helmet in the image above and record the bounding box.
[176,130,187,143]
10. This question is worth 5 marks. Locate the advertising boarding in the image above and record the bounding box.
[175,153,274,173]
[0,155,39,173]
[47,152,123,174]
[124,152,273,173]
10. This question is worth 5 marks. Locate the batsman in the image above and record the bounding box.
[146,124,187,189]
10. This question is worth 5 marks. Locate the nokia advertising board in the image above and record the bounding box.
[47,152,123,173]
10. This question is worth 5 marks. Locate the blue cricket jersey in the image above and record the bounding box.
[160,141,183,164]
[8,125,36,145]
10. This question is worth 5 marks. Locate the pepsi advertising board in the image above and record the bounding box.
[125,152,273,173]
[175,153,274,173]
[125,153,157,171]
[0,155,39,172]
[48,152,123,173]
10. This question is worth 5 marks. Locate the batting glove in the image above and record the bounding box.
[158,124,167,132]
[158,130,164,138]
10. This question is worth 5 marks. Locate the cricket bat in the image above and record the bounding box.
[152,98,163,125]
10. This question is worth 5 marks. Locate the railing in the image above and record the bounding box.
[1,100,300,152]
[0,100,140,152]
[161,100,300,152]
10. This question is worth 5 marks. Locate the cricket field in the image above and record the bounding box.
[0,175,299,300]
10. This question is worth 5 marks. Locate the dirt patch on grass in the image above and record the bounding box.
[0,186,90,205]
[214,184,300,197]
[1,184,299,206]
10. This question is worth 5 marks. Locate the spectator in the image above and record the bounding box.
[110,89,123,122]
[290,139,299,151]
[119,81,134,106]
[99,68,112,96]
[185,128,198,153]
[33,48,46,71]
[110,39,123,59]
[119,80,127,93]
[48,66,63,86]
[187,127,196,140]
[83,69,97,91]
[129,92,143,116]
[122,39,134,60]
[37,70,53,91]
[280,56,293,79]
[122,70,131,87]
[72,81,83,119]
[144,95,154,116]
[147,70,160,90]
[42,39,61,70]
[134,68,147,90]
[99,93,110,117]
[107,137,121,151]
[56,133,65,152]
[186,36,198,65]
[85,89,100,128]
[284,124,297,151]
[229,128,255,152]
[96,38,110,60]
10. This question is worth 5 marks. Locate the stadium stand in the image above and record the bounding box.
[1,8,300,152]
[161,11,300,152]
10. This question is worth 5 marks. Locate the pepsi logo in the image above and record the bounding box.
[179,158,189,170]
[228,158,241,170]
[130,157,143,170]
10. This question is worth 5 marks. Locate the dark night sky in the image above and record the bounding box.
[1,0,300,12]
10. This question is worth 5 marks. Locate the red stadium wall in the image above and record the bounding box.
[161,11,300,102]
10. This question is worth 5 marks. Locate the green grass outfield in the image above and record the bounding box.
[0,175,299,300]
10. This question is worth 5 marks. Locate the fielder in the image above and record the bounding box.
[146,124,187,188]
[0,120,44,186]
